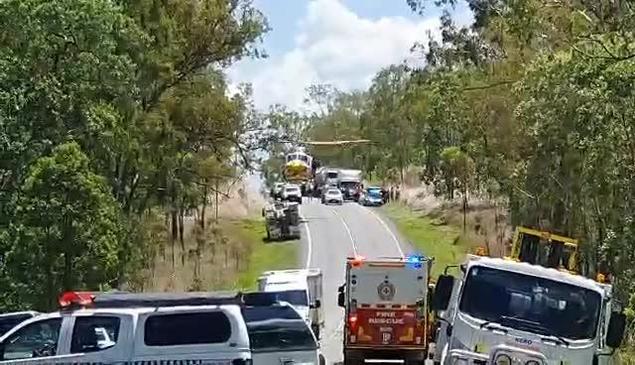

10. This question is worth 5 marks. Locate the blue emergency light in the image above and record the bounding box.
[405,254,425,269]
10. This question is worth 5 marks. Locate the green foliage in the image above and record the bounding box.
[0,0,268,309]
[8,143,122,310]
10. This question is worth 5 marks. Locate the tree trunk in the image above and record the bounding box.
[179,209,185,265]
[171,210,177,268]
[463,192,468,233]
[215,179,220,223]
[201,184,208,230]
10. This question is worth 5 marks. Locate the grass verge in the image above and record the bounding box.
[224,218,299,290]
[382,203,469,278]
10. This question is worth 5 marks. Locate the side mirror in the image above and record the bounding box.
[313,299,322,309]
[431,275,455,311]
[606,312,626,348]
[337,292,345,308]
[338,284,345,293]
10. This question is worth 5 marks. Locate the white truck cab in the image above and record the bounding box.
[257,269,324,339]
[431,255,626,365]
[0,292,252,365]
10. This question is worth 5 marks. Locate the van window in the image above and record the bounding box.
[144,312,231,346]
[1,318,61,360]
[0,314,36,337]
[269,290,308,306]
[71,316,120,353]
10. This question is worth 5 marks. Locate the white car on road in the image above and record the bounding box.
[322,188,343,205]
[282,184,302,203]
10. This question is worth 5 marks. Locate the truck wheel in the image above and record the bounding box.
[319,354,325,365]
[266,230,270,241]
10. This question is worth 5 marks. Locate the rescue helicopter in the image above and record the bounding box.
[280,139,372,196]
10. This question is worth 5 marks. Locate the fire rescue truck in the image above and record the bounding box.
[337,255,435,365]
[429,227,627,365]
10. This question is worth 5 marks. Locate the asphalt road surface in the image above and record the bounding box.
[299,198,413,364]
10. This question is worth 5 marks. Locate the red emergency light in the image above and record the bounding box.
[58,291,95,308]
[349,255,366,268]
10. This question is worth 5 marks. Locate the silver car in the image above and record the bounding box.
[322,188,343,205]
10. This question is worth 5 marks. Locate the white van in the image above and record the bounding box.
[0,292,251,364]
[257,269,323,339]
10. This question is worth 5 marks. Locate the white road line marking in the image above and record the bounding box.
[300,210,313,269]
[363,206,405,258]
[331,207,358,256]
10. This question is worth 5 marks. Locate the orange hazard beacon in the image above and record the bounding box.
[337,254,435,365]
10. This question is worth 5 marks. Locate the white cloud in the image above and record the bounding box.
[228,0,445,111]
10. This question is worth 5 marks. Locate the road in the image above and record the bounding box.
[299,198,412,364]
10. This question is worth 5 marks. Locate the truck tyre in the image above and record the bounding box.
[266,229,270,241]
[319,354,325,365]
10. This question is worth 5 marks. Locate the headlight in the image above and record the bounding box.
[525,361,541,365]
[495,354,512,365]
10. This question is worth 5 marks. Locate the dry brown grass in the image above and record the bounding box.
[133,218,251,292]
[398,184,511,257]
[127,178,269,292]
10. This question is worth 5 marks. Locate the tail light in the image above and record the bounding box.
[348,313,359,331]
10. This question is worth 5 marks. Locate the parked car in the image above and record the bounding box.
[322,188,343,205]
[358,187,384,206]
[282,184,302,203]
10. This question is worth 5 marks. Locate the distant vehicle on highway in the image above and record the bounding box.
[337,169,362,201]
[358,186,384,206]
[257,269,324,340]
[322,188,343,205]
[0,311,39,337]
[281,184,302,203]
[270,182,285,200]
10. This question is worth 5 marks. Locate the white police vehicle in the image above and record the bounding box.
[0,291,324,365]
[0,291,251,365]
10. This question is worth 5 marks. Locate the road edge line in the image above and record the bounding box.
[364,206,405,258]
[301,212,313,269]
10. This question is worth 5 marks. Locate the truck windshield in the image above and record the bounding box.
[268,290,309,306]
[459,266,601,340]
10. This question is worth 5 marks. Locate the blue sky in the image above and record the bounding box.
[254,0,445,56]
[229,0,472,111]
